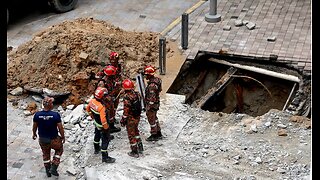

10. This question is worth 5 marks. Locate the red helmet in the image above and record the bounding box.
[122,79,134,90]
[103,65,117,76]
[94,87,108,99]
[109,52,119,61]
[144,65,156,75]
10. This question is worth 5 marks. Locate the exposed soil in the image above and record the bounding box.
[7,17,177,107]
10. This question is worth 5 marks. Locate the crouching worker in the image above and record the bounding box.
[120,79,143,158]
[32,97,65,177]
[86,87,116,163]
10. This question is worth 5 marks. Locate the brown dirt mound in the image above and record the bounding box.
[7,17,167,106]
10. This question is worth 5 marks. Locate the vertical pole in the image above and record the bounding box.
[159,37,166,75]
[205,0,221,23]
[181,13,188,50]
[210,0,217,15]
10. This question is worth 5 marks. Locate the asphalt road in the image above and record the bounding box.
[7,0,200,48]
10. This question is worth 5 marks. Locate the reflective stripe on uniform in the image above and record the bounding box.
[94,120,103,128]
[134,136,140,139]
[130,143,137,146]
[101,149,108,152]
[43,160,50,163]
[90,108,100,114]
[150,123,157,127]
[54,155,61,159]
[93,141,100,144]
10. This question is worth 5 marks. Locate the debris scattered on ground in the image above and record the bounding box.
[7,17,176,107]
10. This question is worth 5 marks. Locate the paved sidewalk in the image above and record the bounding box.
[166,0,311,75]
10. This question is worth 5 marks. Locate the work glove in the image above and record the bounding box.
[120,118,127,127]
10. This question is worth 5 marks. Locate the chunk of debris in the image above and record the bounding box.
[267,36,277,42]
[27,102,37,112]
[243,20,249,25]
[79,52,89,60]
[43,88,70,97]
[277,123,287,129]
[66,166,78,176]
[63,104,85,124]
[10,87,23,96]
[24,86,43,94]
[31,95,43,102]
[264,121,271,127]
[23,110,32,116]
[223,25,231,31]
[278,129,288,136]
[246,22,256,30]
[234,19,243,26]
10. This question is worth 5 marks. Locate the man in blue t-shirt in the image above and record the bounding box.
[32,97,65,177]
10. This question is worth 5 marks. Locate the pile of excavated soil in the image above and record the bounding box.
[7,17,173,106]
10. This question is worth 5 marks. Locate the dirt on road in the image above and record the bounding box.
[7,17,178,106]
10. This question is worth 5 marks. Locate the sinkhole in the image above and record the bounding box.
[167,51,308,117]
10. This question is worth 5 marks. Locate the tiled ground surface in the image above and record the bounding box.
[166,0,311,75]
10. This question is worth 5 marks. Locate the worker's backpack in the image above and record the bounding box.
[131,92,142,117]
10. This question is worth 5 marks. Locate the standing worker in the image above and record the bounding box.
[95,51,124,112]
[32,97,65,177]
[120,79,143,158]
[86,87,116,163]
[143,65,163,141]
[102,65,122,133]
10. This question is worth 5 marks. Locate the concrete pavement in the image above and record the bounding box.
[166,0,311,75]
[7,0,311,179]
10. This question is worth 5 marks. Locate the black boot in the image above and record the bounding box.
[94,143,100,154]
[146,134,159,141]
[45,164,51,177]
[128,146,139,158]
[102,152,116,163]
[109,122,121,133]
[110,134,114,140]
[137,142,144,154]
[157,131,163,139]
[49,164,59,176]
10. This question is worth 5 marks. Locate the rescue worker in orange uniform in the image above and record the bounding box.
[143,65,163,141]
[120,79,143,158]
[95,51,124,113]
[100,65,122,133]
[32,97,65,177]
[84,80,115,140]
[86,87,116,163]
[95,51,123,80]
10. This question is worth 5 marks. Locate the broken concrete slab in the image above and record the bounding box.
[63,104,85,124]
[10,87,23,96]
[31,95,43,102]
[42,88,70,97]
[24,86,43,94]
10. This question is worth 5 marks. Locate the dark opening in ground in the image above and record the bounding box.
[167,52,301,117]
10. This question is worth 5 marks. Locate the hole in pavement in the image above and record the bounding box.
[167,51,309,117]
